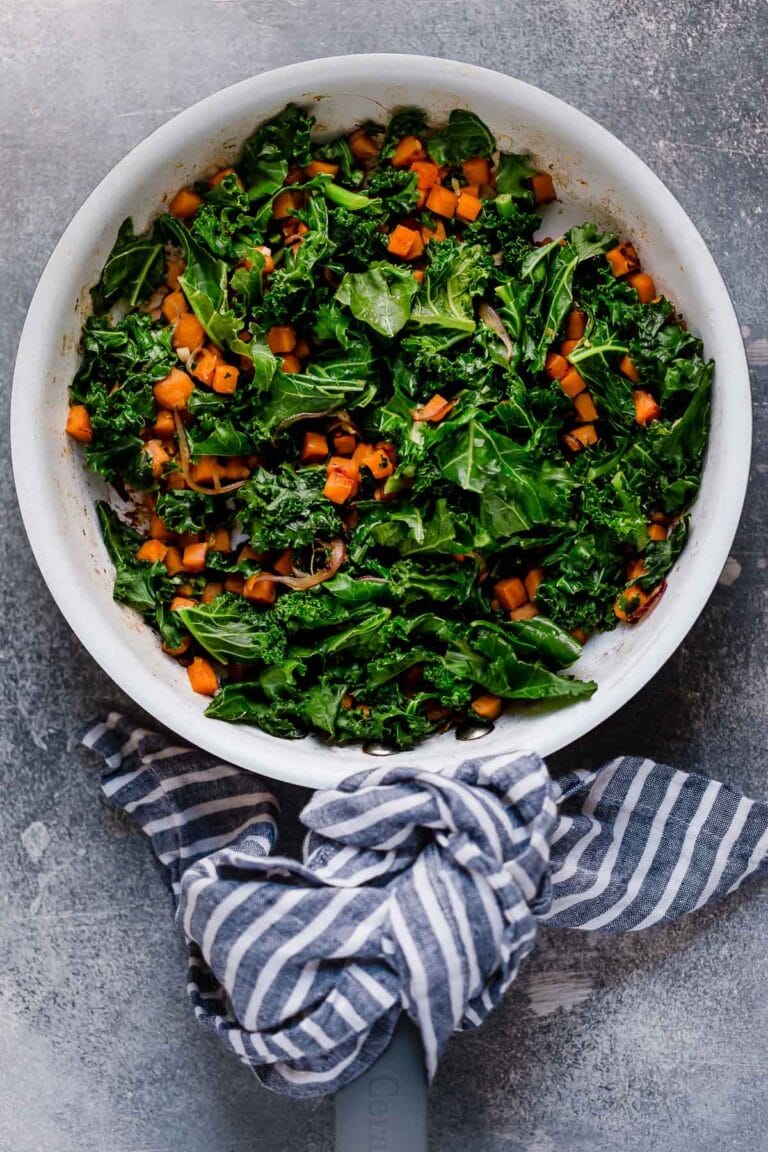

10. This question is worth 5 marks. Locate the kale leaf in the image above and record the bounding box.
[92,218,165,311]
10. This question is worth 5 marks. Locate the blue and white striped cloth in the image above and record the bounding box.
[82,712,768,1097]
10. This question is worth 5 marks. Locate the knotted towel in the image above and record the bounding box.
[82,713,768,1097]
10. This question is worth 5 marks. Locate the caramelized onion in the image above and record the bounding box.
[256,538,347,590]
[479,302,513,363]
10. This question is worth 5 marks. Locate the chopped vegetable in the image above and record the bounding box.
[531,173,556,205]
[471,694,503,720]
[633,389,662,426]
[627,272,657,303]
[154,368,194,410]
[391,136,426,167]
[187,656,219,695]
[606,242,640,277]
[169,188,203,219]
[65,404,93,443]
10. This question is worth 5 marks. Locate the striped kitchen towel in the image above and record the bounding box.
[82,713,768,1097]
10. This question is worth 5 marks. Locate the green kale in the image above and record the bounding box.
[364,167,420,216]
[92,218,165,311]
[241,104,315,196]
[155,490,217,534]
[427,110,495,167]
[379,108,429,158]
[238,464,343,549]
[179,595,287,664]
[336,261,420,337]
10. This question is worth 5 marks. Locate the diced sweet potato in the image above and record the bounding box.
[524,568,544,602]
[154,368,194,410]
[164,546,184,576]
[149,514,170,541]
[544,352,569,381]
[65,405,93,443]
[627,272,657,303]
[531,172,556,204]
[614,586,649,622]
[387,224,421,259]
[243,574,277,606]
[182,542,208,572]
[161,290,189,325]
[494,577,527,612]
[170,595,197,611]
[619,354,639,382]
[421,218,447,244]
[212,364,239,394]
[362,448,394,479]
[152,409,176,438]
[209,527,231,552]
[273,549,293,576]
[201,583,224,605]
[190,456,220,486]
[266,325,297,354]
[573,392,598,422]
[349,130,379,160]
[136,539,168,564]
[571,423,599,448]
[391,136,425,167]
[272,190,301,219]
[209,167,242,189]
[323,472,356,505]
[333,433,356,456]
[165,254,185,290]
[462,157,491,186]
[633,389,661,426]
[169,188,203,219]
[410,161,440,190]
[559,367,587,398]
[300,431,329,463]
[606,242,640,277]
[306,159,339,178]
[413,393,453,422]
[456,191,482,222]
[172,313,205,353]
[565,311,586,340]
[144,439,170,478]
[190,347,219,386]
[471,694,503,721]
[426,184,458,218]
[187,657,218,696]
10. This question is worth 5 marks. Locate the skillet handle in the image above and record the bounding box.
[334,1015,427,1152]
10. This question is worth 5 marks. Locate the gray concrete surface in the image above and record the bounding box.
[1,1,766,1149]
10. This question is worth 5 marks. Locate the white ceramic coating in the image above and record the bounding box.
[11,55,751,789]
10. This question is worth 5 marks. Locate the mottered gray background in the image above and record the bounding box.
[1,1,766,1149]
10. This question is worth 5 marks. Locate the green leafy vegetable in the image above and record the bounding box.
[160,215,256,362]
[428,110,495,167]
[92,219,165,311]
[180,596,286,664]
[336,261,419,337]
